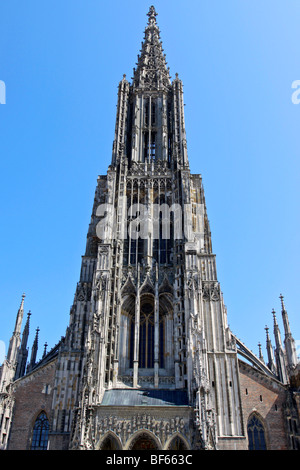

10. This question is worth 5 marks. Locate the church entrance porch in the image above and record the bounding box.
[94,395,194,450]
[127,431,160,450]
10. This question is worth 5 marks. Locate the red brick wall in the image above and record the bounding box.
[7,359,56,450]
[239,360,289,450]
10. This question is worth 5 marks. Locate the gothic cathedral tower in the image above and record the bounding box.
[49,7,245,450]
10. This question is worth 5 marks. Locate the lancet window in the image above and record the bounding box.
[31,411,49,450]
[247,414,267,450]
[128,300,165,369]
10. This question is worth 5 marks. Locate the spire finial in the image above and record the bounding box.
[43,342,48,358]
[19,293,25,308]
[258,342,264,362]
[265,325,270,342]
[34,326,40,344]
[279,293,285,310]
[147,5,158,25]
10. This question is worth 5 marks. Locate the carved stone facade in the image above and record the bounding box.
[0,6,299,451]
[71,407,194,451]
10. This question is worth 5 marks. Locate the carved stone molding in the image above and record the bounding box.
[201,281,220,301]
[76,283,92,302]
[96,411,188,449]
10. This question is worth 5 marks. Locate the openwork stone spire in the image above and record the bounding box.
[133,6,171,91]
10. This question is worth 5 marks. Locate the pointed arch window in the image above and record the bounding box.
[150,132,156,160]
[31,411,49,450]
[247,414,267,450]
[139,310,155,368]
[129,302,165,369]
[151,101,156,126]
[144,100,149,126]
[153,195,173,265]
[144,132,149,161]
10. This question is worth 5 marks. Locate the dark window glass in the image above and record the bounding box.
[139,313,154,368]
[31,412,49,450]
[144,132,149,161]
[129,310,164,369]
[150,133,156,160]
[144,100,149,126]
[247,415,266,450]
[151,102,156,125]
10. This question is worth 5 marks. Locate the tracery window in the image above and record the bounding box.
[144,132,149,161]
[150,132,156,160]
[129,302,165,369]
[151,101,156,126]
[139,310,155,368]
[247,414,267,450]
[144,100,149,126]
[153,195,173,265]
[144,99,155,127]
[144,132,156,161]
[31,411,49,450]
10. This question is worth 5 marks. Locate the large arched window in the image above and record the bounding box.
[31,411,49,450]
[153,195,173,265]
[128,301,165,369]
[139,310,155,368]
[247,414,267,450]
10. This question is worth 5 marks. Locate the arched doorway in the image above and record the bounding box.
[167,435,188,450]
[99,433,122,450]
[128,432,160,450]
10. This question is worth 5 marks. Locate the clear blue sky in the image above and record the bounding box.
[0,0,299,365]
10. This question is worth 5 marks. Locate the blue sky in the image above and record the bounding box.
[0,0,299,365]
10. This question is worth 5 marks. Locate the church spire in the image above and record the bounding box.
[279,294,297,370]
[14,311,31,380]
[133,6,171,91]
[272,309,288,384]
[42,342,48,358]
[0,294,26,392]
[258,342,264,363]
[27,327,39,373]
[6,293,25,364]
[265,325,276,375]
